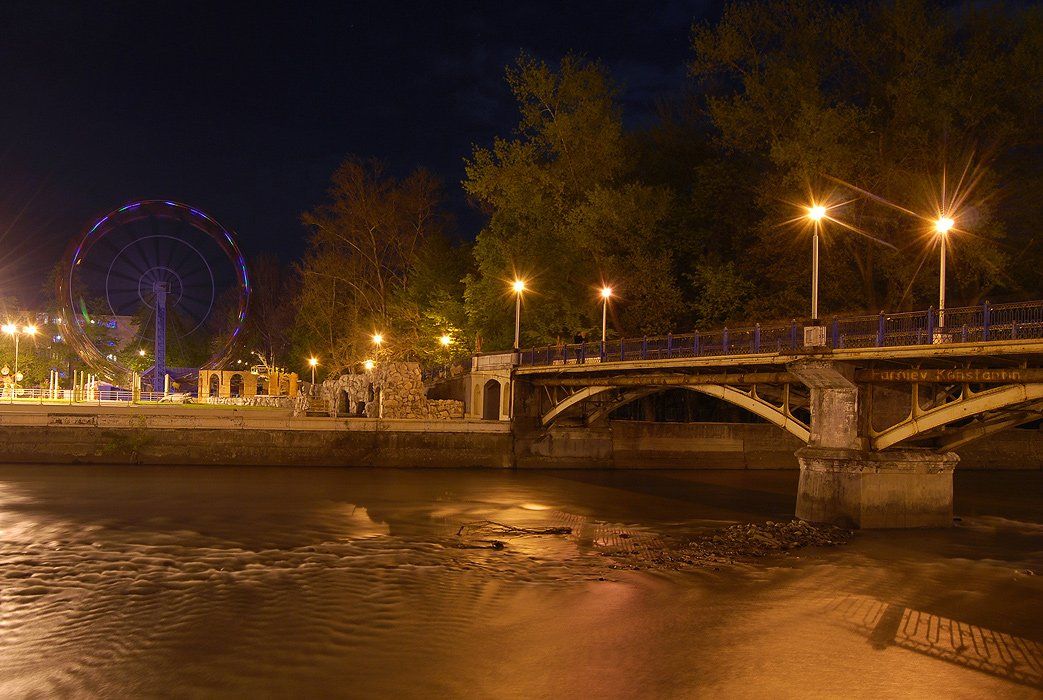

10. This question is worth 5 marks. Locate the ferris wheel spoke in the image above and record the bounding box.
[97,235,149,278]
[180,296,211,319]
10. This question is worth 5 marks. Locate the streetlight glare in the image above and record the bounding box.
[372,333,384,346]
[512,279,526,294]
[363,359,375,371]
[2,323,16,335]
[308,357,318,367]
[600,286,613,299]
[807,204,827,222]
[935,216,955,234]
[23,325,37,336]
[138,349,146,356]
[439,334,452,346]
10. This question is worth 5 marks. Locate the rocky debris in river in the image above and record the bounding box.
[607,519,851,570]
[451,520,573,550]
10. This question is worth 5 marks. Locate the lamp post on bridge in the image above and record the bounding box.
[512,279,526,351]
[803,204,828,346]
[935,216,955,329]
[599,286,612,344]
[806,205,827,321]
[308,356,318,385]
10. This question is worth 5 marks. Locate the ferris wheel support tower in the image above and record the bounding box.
[153,280,168,387]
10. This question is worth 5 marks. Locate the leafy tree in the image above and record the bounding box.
[464,54,687,348]
[295,156,462,373]
[689,0,1043,316]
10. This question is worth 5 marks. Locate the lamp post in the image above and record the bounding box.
[439,334,452,348]
[806,205,827,321]
[599,286,612,343]
[3,323,37,392]
[308,356,318,385]
[935,216,954,329]
[511,279,525,351]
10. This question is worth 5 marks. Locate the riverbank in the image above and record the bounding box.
[0,404,1039,469]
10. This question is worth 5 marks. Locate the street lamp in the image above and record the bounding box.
[806,204,827,321]
[372,333,384,347]
[439,334,452,347]
[599,286,612,343]
[3,323,37,392]
[935,215,955,328]
[308,356,318,384]
[511,279,526,351]
[363,359,375,371]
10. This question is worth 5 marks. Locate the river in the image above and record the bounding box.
[0,466,1039,698]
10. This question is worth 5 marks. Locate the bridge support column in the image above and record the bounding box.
[788,359,957,528]
[795,448,957,528]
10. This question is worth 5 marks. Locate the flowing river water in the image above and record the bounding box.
[0,465,1039,698]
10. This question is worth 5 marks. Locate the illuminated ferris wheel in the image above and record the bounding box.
[57,200,250,388]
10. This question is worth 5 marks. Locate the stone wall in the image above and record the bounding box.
[321,362,464,419]
[207,396,293,408]
[0,423,511,468]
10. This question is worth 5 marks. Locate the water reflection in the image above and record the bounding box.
[0,466,1038,697]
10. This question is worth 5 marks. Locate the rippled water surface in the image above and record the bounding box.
[0,466,1040,698]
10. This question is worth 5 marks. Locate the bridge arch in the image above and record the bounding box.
[873,383,1043,450]
[541,383,810,443]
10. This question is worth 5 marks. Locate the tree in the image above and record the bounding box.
[295,157,460,373]
[690,0,1043,316]
[242,253,297,368]
[464,54,687,348]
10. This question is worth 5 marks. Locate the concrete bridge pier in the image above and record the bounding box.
[788,360,958,528]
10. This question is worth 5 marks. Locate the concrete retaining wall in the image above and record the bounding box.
[0,405,1037,469]
[0,424,513,468]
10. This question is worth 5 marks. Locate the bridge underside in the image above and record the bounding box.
[516,346,1043,528]
[527,362,1043,453]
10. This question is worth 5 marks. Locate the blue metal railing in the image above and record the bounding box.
[518,300,1043,368]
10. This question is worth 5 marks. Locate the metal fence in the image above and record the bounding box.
[518,300,1043,368]
[0,387,195,405]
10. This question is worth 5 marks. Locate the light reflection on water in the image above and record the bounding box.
[0,466,1039,697]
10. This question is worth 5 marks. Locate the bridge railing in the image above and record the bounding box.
[517,299,1043,367]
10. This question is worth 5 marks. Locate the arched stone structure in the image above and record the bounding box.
[197,369,300,402]
[482,380,501,420]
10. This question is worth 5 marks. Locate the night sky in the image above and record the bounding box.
[0,1,720,304]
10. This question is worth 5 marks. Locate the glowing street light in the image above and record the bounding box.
[599,286,613,343]
[806,204,828,321]
[935,215,956,328]
[372,333,384,347]
[3,323,37,392]
[308,356,318,384]
[511,279,526,351]
[439,334,452,347]
[138,348,146,357]
[363,359,375,371]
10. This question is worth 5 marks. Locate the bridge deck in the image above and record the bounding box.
[516,338,1043,376]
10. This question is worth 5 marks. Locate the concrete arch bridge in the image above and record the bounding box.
[510,301,1043,528]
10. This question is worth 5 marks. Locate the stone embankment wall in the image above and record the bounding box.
[0,404,1037,469]
[321,362,464,419]
[206,396,293,408]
